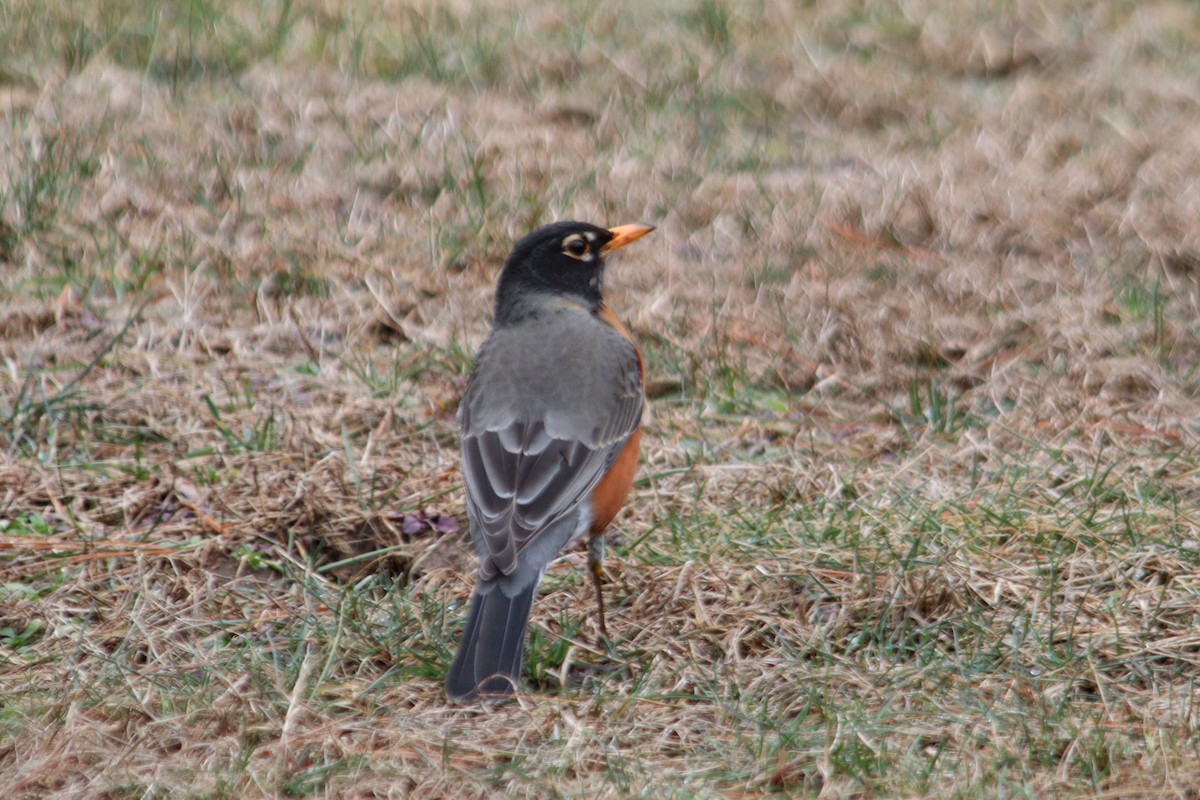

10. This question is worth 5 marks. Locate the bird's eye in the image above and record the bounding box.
[562,235,590,259]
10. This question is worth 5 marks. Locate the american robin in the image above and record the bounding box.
[445,220,655,701]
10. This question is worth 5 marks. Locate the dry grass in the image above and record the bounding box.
[3,0,1200,797]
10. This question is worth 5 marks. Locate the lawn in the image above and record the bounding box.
[3,1,1200,797]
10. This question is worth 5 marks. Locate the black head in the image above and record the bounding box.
[493,220,654,324]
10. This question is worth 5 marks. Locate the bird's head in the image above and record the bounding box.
[493,220,654,322]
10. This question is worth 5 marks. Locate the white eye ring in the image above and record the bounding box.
[563,234,591,260]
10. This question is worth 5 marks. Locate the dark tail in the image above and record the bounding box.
[445,582,537,701]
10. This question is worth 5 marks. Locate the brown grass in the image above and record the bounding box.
[3,0,1200,797]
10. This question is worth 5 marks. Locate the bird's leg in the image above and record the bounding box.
[587,533,609,646]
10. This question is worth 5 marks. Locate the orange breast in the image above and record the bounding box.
[590,303,645,533]
[590,427,642,532]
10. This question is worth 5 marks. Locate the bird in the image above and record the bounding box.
[445,220,655,702]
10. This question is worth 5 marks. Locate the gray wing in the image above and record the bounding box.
[459,323,643,582]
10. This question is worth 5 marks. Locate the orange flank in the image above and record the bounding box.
[590,427,641,532]
[591,302,645,533]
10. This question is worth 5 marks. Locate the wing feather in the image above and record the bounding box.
[460,323,643,579]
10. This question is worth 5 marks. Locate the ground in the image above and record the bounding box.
[2,1,1200,797]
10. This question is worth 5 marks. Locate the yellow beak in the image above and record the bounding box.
[602,223,656,255]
